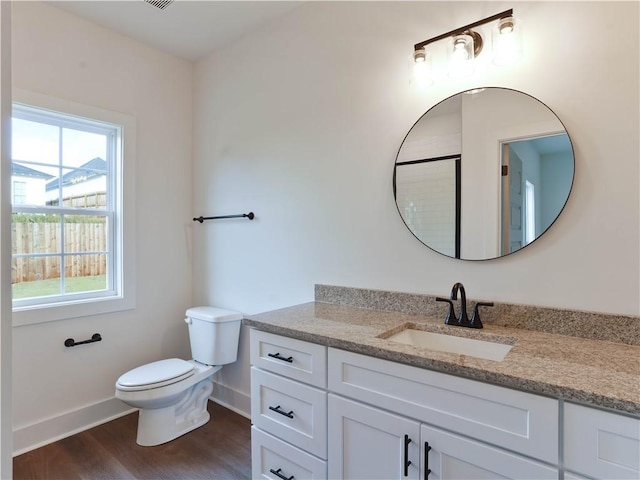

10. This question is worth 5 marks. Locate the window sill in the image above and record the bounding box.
[12,294,135,327]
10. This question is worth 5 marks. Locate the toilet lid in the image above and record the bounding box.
[116,358,195,391]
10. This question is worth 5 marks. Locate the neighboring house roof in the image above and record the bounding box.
[11,162,54,180]
[46,157,107,192]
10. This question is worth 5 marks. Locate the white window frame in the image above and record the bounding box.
[12,90,136,326]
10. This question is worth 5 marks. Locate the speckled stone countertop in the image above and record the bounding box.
[244,300,640,415]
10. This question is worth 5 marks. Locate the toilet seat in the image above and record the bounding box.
[116,358,195,392]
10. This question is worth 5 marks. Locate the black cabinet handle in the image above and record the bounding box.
[424,441,432,480]
[267,352,293,363]
[403,434,412,477]
[269,468,294,480]
[268,405,294,419]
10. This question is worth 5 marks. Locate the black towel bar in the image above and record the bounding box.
[64,333,102,348]
[193,212,254,223]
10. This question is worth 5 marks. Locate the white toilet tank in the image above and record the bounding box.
[185,306,243,366]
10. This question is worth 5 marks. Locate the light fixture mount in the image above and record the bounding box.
[464,30,484,57]
[413,9,513,57]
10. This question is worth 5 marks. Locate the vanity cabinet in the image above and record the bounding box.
[250,330,328,479]
[250,329,637,480]
[564,402,640,479]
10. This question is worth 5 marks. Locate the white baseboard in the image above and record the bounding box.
[13,397,135,457]
[13,382,250,456]
[211,381,251,419]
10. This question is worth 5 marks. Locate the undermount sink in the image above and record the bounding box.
[384,327,514,362]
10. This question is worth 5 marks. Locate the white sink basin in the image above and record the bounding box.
[385,328,513,362]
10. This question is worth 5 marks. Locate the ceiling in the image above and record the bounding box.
[50,0,303,62]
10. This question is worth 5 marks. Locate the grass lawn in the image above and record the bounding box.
[12,275,107,299]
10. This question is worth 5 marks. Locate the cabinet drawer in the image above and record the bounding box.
[251,427,327,480]
[251,367,328,459]
[328,348,558,464]
[422,425,558,479]
[251,329,327,388]
[564,403,640,479]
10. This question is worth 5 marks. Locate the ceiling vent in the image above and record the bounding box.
[143,0,174,10]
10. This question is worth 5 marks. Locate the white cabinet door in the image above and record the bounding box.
[328,394,420,480]
[564,403,640,479]
[421,425,558,480]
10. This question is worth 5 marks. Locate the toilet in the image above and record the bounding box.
[115,306,242,446]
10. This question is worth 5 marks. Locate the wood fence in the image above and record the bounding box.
[12,221,107,283]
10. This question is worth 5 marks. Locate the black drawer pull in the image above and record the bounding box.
[268,405,294,419]
[424,441,432,480]
[403,434,412,477]
[268,352,293,363]
[270,468,294,480]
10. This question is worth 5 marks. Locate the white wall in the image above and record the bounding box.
[193,1,639,413]
[461,88,564,259]
[541,151,573,230]
[1,2,12,475]
[10,2,194,452]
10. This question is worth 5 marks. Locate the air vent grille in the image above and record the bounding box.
[144,0,174,10]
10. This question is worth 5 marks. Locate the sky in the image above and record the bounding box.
[12,117,107,178]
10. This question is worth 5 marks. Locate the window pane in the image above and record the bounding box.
[58,162,108,209]
[12,162,58,207]
[62,128,107,168]
[63,215,108,254]
[12,255,62,299]
[12,118,60,166]
[64,254,107,293]
[12,213,61,255]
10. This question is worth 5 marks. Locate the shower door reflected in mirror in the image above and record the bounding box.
[395,155,461,258]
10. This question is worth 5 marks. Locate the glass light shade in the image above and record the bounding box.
[492,16,522,65]
[449,34,475,78]
[412,48,433,87]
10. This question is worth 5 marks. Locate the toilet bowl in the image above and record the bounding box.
[115,307,242,446]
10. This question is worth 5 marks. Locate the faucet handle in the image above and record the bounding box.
[436,297,457,325]
[470,302,494,329]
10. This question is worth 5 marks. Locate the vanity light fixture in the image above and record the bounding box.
[412,47,433,87]
[413,9,521,85]
[492,14,523,66]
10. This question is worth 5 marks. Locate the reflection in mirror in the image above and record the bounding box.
[394,88,574,260]
[500,135,573,255]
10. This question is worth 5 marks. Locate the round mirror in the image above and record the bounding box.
[394,87,574,260]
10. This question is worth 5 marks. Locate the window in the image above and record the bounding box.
[12,181,27,205]
[11,91,135,325]
[525,180,535,245]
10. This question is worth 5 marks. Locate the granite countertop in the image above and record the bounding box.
[244,302,640,415]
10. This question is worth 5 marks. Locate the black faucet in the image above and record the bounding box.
[470,301,495,328]
[436,282,493,329]
[450,282,470,327]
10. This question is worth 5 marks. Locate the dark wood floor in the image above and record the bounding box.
[13,402,252,480]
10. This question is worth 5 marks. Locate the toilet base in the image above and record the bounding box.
[136,376,215,446]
